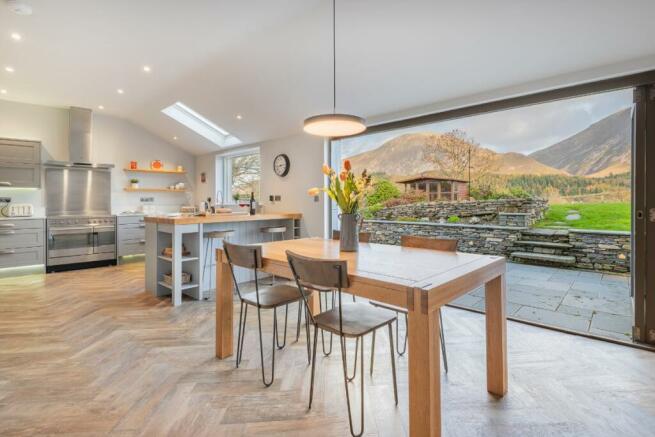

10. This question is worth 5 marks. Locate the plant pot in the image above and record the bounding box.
[131,183,139,189]
[338,213,360,252]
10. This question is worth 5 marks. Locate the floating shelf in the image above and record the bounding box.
[123,168,186,174]
[157,255,199,263]
[124,187,187,193]
[158,281,198,291]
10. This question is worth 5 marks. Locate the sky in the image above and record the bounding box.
[337,88,633,157]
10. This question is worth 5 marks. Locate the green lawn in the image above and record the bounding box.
[535,202,631,232]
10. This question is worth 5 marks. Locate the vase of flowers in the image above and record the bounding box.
[308,160,371,252]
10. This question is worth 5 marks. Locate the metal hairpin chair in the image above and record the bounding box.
[369,235,456,375]
[287,250,398,437]
[223,242,311,387]
[293,231,370,382]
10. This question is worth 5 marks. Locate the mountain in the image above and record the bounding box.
[495,152,568,176]
[529,108,631,176]
[347,132,566,179]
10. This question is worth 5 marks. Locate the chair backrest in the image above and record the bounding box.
[222,242,263,300]
[286,250,350,328]
[223,241,263,268]
[332,230,371,243]
[400,235,458,252]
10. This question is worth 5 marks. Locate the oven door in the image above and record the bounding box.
[93,225,116,255]
[48,226,94,259]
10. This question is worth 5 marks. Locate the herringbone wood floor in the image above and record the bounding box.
[1,262,654,436]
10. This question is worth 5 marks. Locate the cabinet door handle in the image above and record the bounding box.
[0,223,16,228]
[0,230,16,235]
[139,239,146,244]
[0,181,12,187]
[0,249,16,255]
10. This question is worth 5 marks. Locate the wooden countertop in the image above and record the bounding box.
[144,212,301,225]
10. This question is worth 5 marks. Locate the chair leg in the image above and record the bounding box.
[396,313,408,356]
[439,308,448,373]
[369,330,376,376]
[308,325,319,409]
[387,324,398,405]
[236,302,248,367]
[340,336,365,437]
[275,304,289,350]
[305,305,311,364]
[256,306,276,387]
[320,292,334,356]
[295,301,302,342]
[345,337,360,382]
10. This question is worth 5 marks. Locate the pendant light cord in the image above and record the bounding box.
[333,0,336,114]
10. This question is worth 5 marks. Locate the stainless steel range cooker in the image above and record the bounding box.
[46,216,117,272]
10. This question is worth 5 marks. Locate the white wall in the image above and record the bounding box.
[197,133,325,237]
[0,99,195,215]
[259,134,325,237]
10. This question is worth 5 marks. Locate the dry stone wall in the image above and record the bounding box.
[362,219,631,274]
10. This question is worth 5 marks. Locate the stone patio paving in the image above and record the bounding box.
[451,262,633,342]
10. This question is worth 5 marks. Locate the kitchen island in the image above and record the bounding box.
[144,212,301,306]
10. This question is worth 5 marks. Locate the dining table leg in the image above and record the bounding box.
[215,249,234,359]
[408,288,441,437]
[485,273,508,396]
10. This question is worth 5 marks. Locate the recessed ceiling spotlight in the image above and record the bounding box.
[142,65,151,73]
[10,32,22,41]
[173,136,178,140]
[5,66,15,73]
[116,88,124,94]
[0,89,7,95]
[236,114,243,120]
[98,105,104,110]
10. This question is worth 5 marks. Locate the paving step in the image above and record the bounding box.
[510,251,576,265]
[514,240,573,249]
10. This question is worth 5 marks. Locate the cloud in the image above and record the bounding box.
[338,89,632,156]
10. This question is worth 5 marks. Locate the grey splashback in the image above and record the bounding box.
[45,166,111,216]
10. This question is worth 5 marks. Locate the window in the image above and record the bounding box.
[162,101,241,148]
[217,148,261,204]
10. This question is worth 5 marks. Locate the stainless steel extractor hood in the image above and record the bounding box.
[45,107,114,169]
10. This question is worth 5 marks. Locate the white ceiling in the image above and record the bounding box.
[1,0,655,155]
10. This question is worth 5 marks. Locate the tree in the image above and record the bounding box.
[422,129,495,181]
[231,153,261,199]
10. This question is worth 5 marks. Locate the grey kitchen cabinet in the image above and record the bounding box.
[117,215,146,258]
[0,219,45,268]
[0,138,41,164]
[0,138,42,188]
[0,163,41,188]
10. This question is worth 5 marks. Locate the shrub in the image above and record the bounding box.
[470,185,531,200]
[366,179,401,206]
[447,215,461,223]
[362,203,383,219]
[382,190,426,207]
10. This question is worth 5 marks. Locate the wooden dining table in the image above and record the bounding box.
[215,237,507,437]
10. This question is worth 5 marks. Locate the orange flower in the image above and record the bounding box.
[339,171,347,181]
[321,164,331,176]
[343,159,351,171]
[307,187,320,196]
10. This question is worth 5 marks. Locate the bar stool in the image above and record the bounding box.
[260,226,287,285]
[203,229,235,299]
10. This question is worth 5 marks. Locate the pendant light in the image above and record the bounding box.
[303,0,366,137]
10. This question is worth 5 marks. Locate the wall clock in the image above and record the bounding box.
[273,153,290,177]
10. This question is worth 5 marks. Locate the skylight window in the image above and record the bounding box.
[162,102,241,147]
